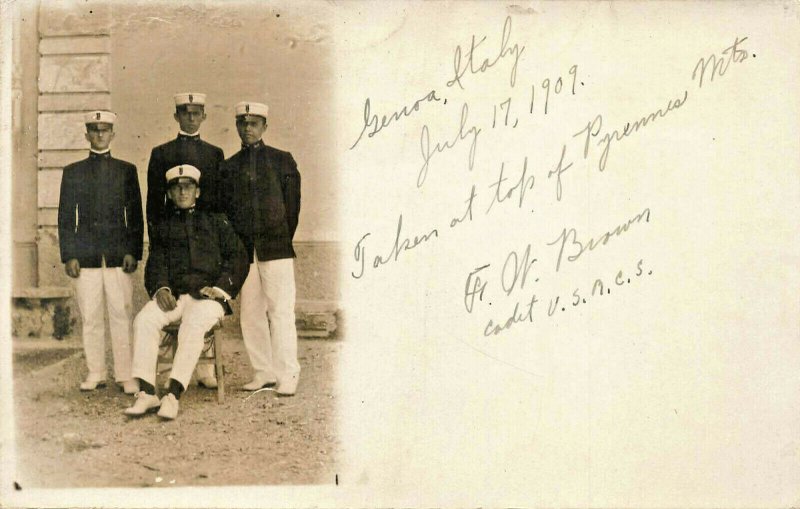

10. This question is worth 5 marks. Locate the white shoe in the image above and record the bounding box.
[276,376,298,397]
[157,394,179,420]
[197,376,218,389]
[79,379,107,391]
[124,392,161,416]
[240,374,277,391]
[119,379,140,395]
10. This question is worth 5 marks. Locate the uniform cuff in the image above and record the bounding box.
[153,286,171,299]
[213,287,232,302]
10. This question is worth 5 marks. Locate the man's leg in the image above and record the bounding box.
[73,268,107,388]
[262,258,300,395]
[156,297,224,420]
[168,297,225,390]
[126,298,183,416]
[102,266,135,385]
[130,299,182,388]
[240,259,278,386]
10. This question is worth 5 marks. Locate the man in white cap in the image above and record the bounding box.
[126,165,248,420]
[57,111,143,393]
[219,101,301,396]
[146,92,225,388]
[146,93,225,229]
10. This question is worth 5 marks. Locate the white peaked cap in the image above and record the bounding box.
[234,101,268,119]
[174,92,206,106]
[165,164,201,183]
[84,111,116,125]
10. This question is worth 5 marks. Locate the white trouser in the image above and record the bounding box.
[240,256,300,392]
[131,295,224,389]
[73,266,134,382]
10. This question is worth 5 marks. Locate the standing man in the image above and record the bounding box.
[57,111,143,393]
[219,101,301,396]
[126,165,248,420]
[146,92,224,388]
[146,92,225,228]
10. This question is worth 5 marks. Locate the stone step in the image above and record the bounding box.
[295,300,339,339]
[12,286,75,339]
[12,285,73,300]
[12,287,340,339]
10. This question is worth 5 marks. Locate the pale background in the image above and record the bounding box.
[3,1,800,507]
[337,2,799,507]
[109,1,337,242]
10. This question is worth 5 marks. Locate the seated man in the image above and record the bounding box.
[125,164,248,420]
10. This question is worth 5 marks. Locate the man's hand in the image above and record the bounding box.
[122,254,137,273]
[65,259,80,278]
[200,286,226,301]
[155,288,177,312]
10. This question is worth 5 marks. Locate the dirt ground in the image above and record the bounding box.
[12,330,342,489]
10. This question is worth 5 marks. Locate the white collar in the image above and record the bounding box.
[179,130,200,137]
[90,148,110,154]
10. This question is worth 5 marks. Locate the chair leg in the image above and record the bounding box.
[214,329,225,403]
[157,331,178,387]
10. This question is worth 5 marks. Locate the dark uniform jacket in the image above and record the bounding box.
[219,141,301,263]
[146,135,224,229]
[145,208,248,314]
[57,152,144,268]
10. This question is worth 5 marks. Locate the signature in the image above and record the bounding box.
[547,207,651,272]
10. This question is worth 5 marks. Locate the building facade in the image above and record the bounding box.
[11,1,340,338]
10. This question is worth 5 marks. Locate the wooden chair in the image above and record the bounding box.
[157,320,225,403]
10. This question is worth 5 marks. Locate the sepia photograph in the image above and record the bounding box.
[5,0,342,494]
[2,1,800,508]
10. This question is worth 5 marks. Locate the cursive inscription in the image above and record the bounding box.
[486,157,536,214]
[418,102,481,188]
[574,91,688,172]
[350,90,442,150]
[345,31,753,346]
[501,243,537,296]
[693,36,749,88]
[548,208,651,272]
[484,291,538,336]
[351,214,439,278]
[464,263,490,313]
[447,16,525,90]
